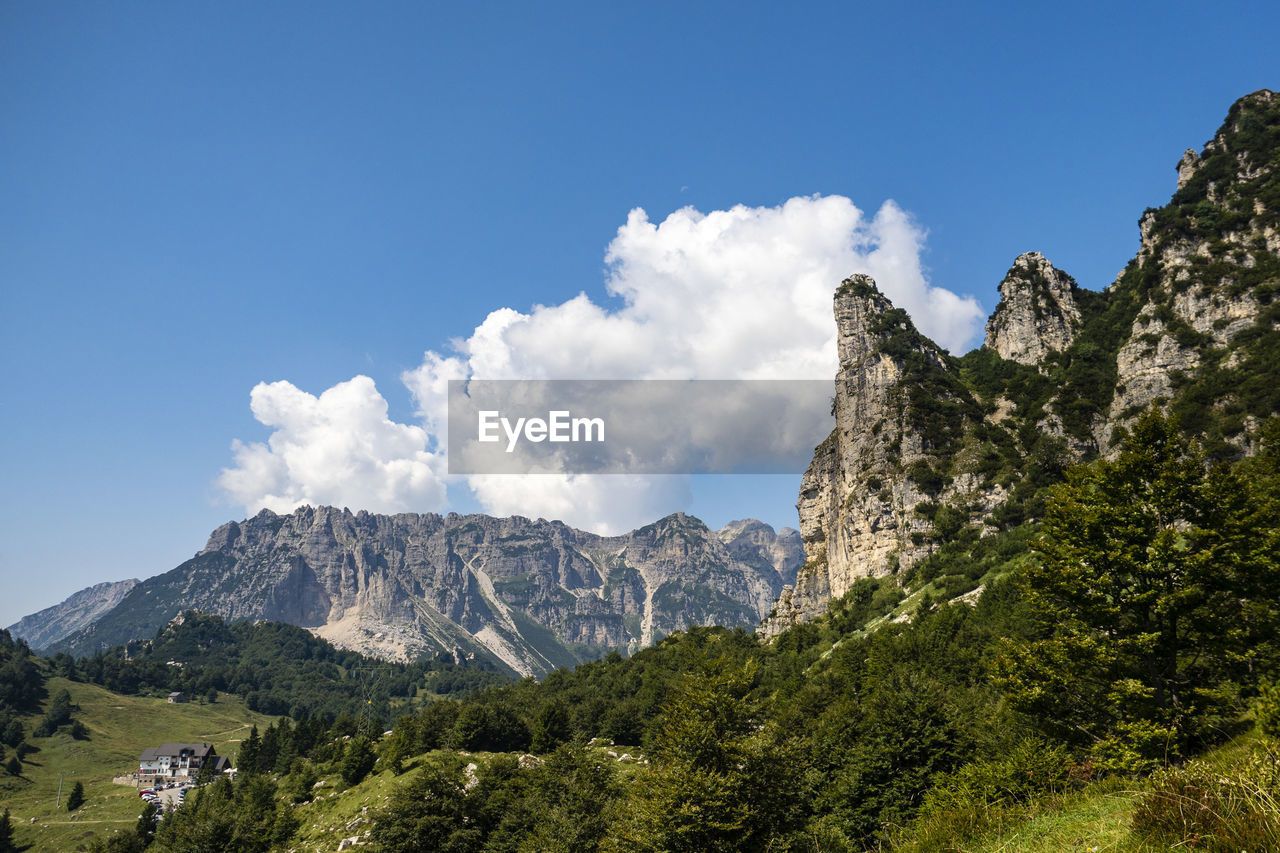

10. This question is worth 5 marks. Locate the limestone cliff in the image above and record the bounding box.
[47,508,800,677]
[717,519,803,587]
[765,89,1280,635]
[761,276,1000,635]
[1105,89,1280,448]
[984,252,1082,365]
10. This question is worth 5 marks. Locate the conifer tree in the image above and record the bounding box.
[237,726,260,776]
[1000,409,1280,769]
[0,808,13,853]
[67,781,85,811]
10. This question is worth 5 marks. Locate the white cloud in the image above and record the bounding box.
[218,376,447,515]
[466,475,692,536]
[222,195,985,531]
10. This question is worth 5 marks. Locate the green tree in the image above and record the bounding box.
[36,688,75,737]
[67,780,86,811]
[451,702,531,753]
[236,726,260,776]
[231,775,299,850]
[530,699,571,754]
[818,668,966,842]
[513,743,619,853]
[136,801,157,847]
[0,808,13,853]
[604,654,808,852]
[153,777,236,852]
[1000,410,1280,769]
[340,735,377,786]
[368,756,481,853]
[4,755,20,776]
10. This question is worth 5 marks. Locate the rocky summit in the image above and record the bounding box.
[42,507,801,677]
[764,89,1280,635]
[984,251,1082,365]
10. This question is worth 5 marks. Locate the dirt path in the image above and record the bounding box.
[197,722,255,741]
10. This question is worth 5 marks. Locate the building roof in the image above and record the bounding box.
[138,743,216,761]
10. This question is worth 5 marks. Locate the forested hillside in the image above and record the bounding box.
[19,411,1272,852]
[65,612,509,721]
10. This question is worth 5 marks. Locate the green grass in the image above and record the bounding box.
[901,731,1275,852]
[1,677,275,852]
[964,783,1154,853]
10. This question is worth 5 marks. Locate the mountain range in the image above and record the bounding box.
[11,89,1279,679]
[19,509,800,677]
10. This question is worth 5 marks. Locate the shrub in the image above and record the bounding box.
[1256,681,1280,740]
[902,737,1076,849]
[340,736,377,786]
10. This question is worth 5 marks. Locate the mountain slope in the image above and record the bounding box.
[6,579,140,649]
[46,508,801,677]
[765,89,1280,634]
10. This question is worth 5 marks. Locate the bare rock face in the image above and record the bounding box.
[760,276,996,636]
[7,579,140,650]
[717,519,804,587]
[47,508,794,677]
[983,252,1082,365]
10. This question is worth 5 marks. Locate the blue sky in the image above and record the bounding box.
[1,0,1277,626]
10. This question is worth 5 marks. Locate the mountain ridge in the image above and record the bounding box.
[6,578,140,650]
[765,88,1280,634]
[39,508,801,677]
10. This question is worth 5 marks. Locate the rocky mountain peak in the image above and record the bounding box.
[762,275,987,636]
[983,251,1082,365]
[1176,148,1200,190]
[45,507,796,677]
[1105,89,1280,441]
[833,274,948,372]
[765,90,1280,639]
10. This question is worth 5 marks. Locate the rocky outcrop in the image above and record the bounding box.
[765,90,1280,636]
[1106,89,1280,438]
[983,252,1082,365]
[8,579,139,650]
[761,276,996,636]
[46,508,796,677]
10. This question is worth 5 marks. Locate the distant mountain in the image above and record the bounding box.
[765,89,1280,634]
[8,579,140,649]
[44,508,802,677]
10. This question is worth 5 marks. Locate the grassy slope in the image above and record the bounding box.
[1,677,274,853]
[947,731,1270,853]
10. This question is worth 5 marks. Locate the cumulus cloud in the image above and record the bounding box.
[407,195,982,393]
[467,475,692,536]
[218,376,447,515]
[221,195,985,530]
